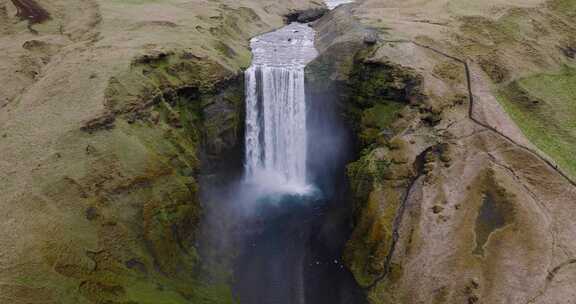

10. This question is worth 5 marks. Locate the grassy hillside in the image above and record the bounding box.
[498,66,576,178]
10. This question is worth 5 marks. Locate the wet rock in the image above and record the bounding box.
[132,50,174,65]
[363,32,379,45]
[468,295,479,304]
[150,111,160,124]
[471,278,480,289]
[85,144,97,155]
[10,0,50,24]
[22,40,48,51]
[284,8,329,24]
[432,205,444,214]
[422,112,442,126]
[561,46,576,59]
[85,207,99,221]
[80,113,115,133]
[125,258,147,274]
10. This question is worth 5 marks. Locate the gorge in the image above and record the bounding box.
[205,13,365,304]
[1,0,576,303]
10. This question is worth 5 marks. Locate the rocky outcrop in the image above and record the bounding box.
[284,8,329,23]
[0,0,321,303]
[2,0,575,303]
[312,1,576,303]
[10,0,50,24]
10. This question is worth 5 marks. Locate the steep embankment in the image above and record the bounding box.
[2,0,575,303]
[0,0,321,303]
[311,1,576,303]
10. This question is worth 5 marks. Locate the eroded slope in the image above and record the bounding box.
[310,1,576,303]
[0,0,321,303]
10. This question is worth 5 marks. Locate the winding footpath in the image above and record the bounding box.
[365,38,576,290]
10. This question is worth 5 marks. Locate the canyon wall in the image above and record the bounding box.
[0,0,321,303]
[310,1,576,303]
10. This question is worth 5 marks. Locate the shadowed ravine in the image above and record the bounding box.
[204,18,365,304]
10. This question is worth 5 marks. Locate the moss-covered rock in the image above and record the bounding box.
[315,1,576,304]
[340,58,424,290]
[344,59,422,148]
[72,53,247,303]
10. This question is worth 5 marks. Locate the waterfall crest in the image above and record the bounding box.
[244,23,318,193]
[324,0,354,9]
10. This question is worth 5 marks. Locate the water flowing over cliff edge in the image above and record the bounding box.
[227,17,364,304]
[244,23,318,194]
[2,0,576,303]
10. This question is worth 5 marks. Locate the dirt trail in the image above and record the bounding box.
[365,38,576,290]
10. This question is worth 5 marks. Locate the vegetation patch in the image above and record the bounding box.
[342,57,423,291]
[42,51,245,303]
[345,60,420,147]
[548,0,576,18]
[497,66,576,178]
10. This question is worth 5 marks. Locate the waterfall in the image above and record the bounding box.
[244,23,318,193]
[233,11,366,304]
[245,66,307,184]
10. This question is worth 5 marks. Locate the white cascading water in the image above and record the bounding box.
[244,23,318,194]
[324,0,354,9]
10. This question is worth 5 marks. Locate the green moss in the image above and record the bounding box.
[348,62,412,108]
[123,276,235,304]
[362,103,404,130]
[347,153,375,205]
[74,118,235,304]
[497,66,576,178]
[61,53,242,303]
[125,280,189,304]
[345,60,418,147]
[214,41,238,59]
[345,145,409,288]
[343,59,421,293]
[374,159,392,182]
[344,184,402,287]
[548,0,576,18]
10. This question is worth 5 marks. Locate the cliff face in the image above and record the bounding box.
[0,0,320,303]
[2,0,575,303]
[310,1,576,303]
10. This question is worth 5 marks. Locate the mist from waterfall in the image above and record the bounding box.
[207,17,365,304]
[244,23,318,195]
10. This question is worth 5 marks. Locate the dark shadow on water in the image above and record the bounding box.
[233,191,365,304]
[231,74,365,303]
